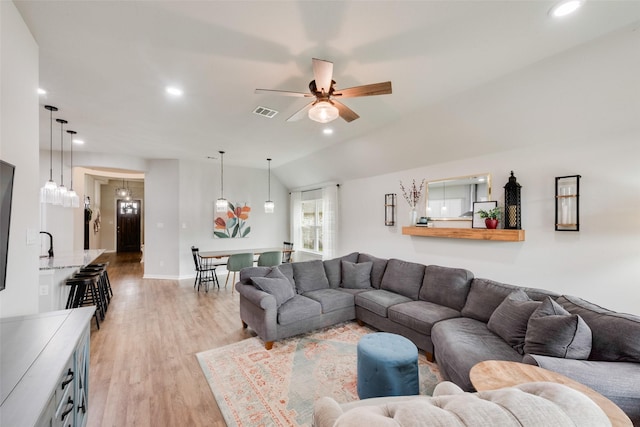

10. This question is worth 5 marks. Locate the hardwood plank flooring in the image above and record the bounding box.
[88,252,255,426]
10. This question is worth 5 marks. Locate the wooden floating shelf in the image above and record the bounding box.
[402,226,525,242]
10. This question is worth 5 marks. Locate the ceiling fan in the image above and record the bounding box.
[255,58,392,124]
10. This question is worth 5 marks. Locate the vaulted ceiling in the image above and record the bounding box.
[16,1,640,186]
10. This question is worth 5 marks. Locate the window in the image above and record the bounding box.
[301,199,323,252]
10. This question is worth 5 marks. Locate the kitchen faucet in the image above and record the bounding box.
[39,231,54,258]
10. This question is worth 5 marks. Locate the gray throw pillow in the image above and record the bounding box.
[251,268,296,307]
[340,260,373,289]
[524,297,592,359]
[487,290,541,355]
[292,260,330,293]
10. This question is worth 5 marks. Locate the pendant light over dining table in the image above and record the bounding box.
[40,105,59,204]
[264,158,274,213]
[216,151,228,212]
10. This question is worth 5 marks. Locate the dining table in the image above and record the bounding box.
[199,247,292,259]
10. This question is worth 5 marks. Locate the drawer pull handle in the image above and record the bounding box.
[61,369,74,389]
[60,397,74,421]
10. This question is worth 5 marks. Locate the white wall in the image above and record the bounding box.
[340,136,640,315]
[0,1,41,317]
[177,158,289,279]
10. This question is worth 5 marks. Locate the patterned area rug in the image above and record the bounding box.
[196,322,442,427]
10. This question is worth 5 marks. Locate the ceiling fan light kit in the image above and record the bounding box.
[308,101,339,123]
[256,58,391,124]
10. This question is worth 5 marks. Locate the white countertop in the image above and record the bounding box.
[39,249,105,270]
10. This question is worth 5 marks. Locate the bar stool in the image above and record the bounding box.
[87,262,113,299]
[65,277,100,329]
[73,270,105,320]
[80,265,110,309]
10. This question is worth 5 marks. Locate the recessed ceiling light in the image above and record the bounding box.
[323,128,334,135]
[73,139,85,145]
[549,0,583,18]
[166,86,183,96]
[37,88,47,95]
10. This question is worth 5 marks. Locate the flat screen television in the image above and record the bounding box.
[0,160,15,292]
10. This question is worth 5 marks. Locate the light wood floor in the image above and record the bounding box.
[88,252,255,426]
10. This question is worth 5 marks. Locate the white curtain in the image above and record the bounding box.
[322,185,338,260]
[290,191,302,259]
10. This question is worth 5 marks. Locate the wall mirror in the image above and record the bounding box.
[426,174,491,220]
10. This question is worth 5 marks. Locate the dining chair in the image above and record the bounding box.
[282,241,294,263]
[191,246,220,292]
[225,253,254,292]
[257,251,282,267]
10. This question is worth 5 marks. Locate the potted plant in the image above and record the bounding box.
[477,206,501,229]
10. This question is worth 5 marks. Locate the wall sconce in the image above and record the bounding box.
[504,171,522,230]
[555,175,581,231]
[385,193,396,226]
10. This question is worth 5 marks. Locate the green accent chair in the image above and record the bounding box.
[257,251,282,267]
[225,253,254,292]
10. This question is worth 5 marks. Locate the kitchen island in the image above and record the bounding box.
[38,249,105,312]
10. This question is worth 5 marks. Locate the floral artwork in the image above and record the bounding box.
[214,202,251,238]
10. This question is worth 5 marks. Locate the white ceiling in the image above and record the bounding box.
[15,0,640,182]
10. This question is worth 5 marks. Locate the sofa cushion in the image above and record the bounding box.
[357,253,388,289]
[277,295,322,326]
[380,259,425,300]
[303,288,354,313]
[461,278,558,323]
[292,260,330,293]
[239,266,271,284]
[487,290,541,355]
[419,265,473,311]
[323,252,359,288]
[556,294,640,363]
[355,290,413,318]
[388,301,460,335]
[524,297,592,359]
[341,260,373,289]
[251,268,296,308]
[432,317,522,391]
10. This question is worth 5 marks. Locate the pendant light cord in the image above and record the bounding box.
[219,151,225,198]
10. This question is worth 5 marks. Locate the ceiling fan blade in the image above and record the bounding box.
[312,58,334,94]
[255,88,312,97]
[286,102,314,122]
[333,81,392,98]
[332,100,360,122]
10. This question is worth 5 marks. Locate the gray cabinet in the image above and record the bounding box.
[0,307,95,427]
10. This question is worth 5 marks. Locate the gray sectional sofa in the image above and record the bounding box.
[235,252,640,424]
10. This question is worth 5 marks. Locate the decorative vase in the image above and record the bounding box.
[485,219,499,229]
[409,208,418,226]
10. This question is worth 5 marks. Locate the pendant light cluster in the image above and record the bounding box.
[214,152,276,214]
[39,105,80,208]
[115,178,132,201]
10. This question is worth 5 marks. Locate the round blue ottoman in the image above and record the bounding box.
[357,332,419,399]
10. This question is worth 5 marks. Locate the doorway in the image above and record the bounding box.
[117,199,141,252]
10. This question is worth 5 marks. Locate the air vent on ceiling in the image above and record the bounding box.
[253,106,279,118]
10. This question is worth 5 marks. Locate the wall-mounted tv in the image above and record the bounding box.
[0,160,15,292]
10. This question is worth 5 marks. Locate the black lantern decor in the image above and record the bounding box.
[504,171,521,230]
[555,175,581,231]
[385,193,396,226]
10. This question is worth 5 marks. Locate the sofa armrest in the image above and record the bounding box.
[523,353,640,423]
[313,397,344,427]
[235,282,277,311]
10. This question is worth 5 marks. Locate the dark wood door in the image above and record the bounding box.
[117,200,141,252]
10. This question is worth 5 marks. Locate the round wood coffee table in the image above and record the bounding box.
[470,360,632,427]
